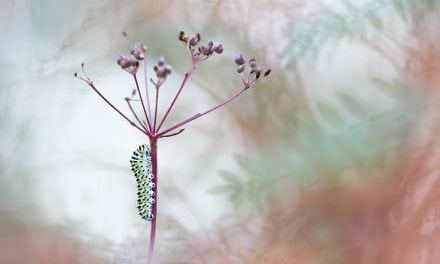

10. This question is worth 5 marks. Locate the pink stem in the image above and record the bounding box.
[157,85,249,137]
[153,86,160,133]
[133,74,153,132]
[156,65,195,132]
[143,53,153,124]
[147,136,158,264]
[87,82,151,137]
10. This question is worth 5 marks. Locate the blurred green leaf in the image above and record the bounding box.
[367,11,383,30]
[371,77,399,98]
[207,185,233,195]
[335,92,368,119]
[218,170,241,185]
[317,102,343,127]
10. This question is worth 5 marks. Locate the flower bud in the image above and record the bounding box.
[201,45,210,55]
[234,54,245,65]
[214,44,223,54]
[237,64,245,73]
[189,37,198,46]
[130,43,146,60]
[157,56,165,67]
[117,55,132,69]
[254,66,262,74]
[156,68,166,78]
[249,58,257,68]
[178,31,188,42]
[264,69,271,77]
[164,65,172,76]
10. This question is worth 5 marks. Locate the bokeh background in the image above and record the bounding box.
[1,0,440,263]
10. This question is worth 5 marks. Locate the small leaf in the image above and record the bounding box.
[317,102,343,126]
[336,92,368,119]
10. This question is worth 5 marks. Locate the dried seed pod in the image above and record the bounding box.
[234,54,245,65]
[117,55,132,69]
[189,37,198,46]
[178,31,189,42]
[164,65,172,76]
[249,58,257,68]
[157,56,165,67]
[264,69,271,77]
[214,44,223,54]
[237,64,245,73]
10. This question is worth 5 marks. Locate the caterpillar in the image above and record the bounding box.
[130,144,155,221]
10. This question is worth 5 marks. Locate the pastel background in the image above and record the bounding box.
[1,0,439,263]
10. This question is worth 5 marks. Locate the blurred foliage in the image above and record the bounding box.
[284,0,440,61]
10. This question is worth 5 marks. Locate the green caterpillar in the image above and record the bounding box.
[130,144,155,221]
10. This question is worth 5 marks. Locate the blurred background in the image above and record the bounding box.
[1,0,440,263]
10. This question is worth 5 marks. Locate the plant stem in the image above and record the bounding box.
[157,85,249,137]
[153,86,160,133]
[143,52,153,124]
[147,136,158,264]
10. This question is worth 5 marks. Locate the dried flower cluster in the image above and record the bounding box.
[151,56,172,87]
[235,54,271,87]
[116,43,147,74]
[179,31,224,63]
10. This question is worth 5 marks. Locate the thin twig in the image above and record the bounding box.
[153,86,160,133]
[143,52,154,123]
[160,128,185,138]
[157,85,249,137]
[125,98,148,131]
[156,64,195,132]
[75,65,150,136]
[133,74,153,132]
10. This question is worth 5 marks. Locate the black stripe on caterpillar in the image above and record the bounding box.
[130,144,155,221]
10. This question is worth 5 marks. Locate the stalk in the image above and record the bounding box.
[147,136,158,264]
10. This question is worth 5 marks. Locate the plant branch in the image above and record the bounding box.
[143,52,154,124]
[157,85,249,137]
[125,98,148,131]
[159,128,185,138]
[84,80,150,137]
[153,86,160,133]
[133,74,153,132]
[156,65,195,132]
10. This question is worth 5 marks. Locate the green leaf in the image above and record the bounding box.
[336,92,368,119]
